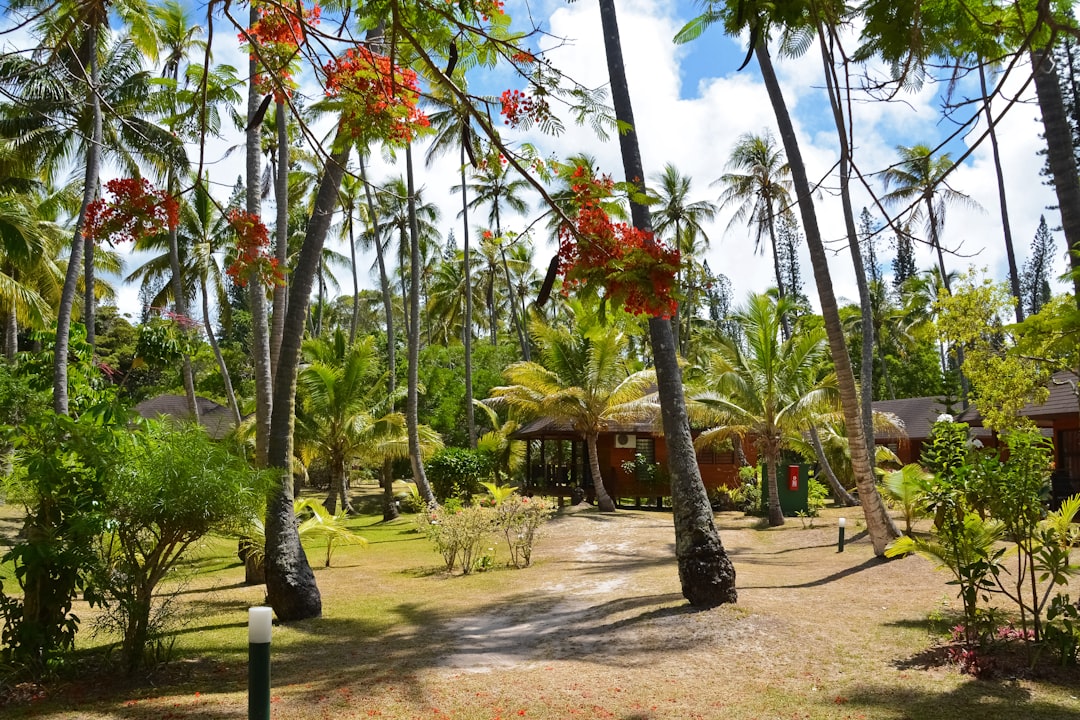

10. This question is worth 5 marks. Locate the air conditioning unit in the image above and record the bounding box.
[614,433,637,449]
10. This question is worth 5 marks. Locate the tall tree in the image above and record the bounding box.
[602,0,737,604]
[881,144,979,295]
[891,228,917,293]
[690,293,836,526]
[716,130,794,338]
[1021,215,1056,317]
[651,163,717,355]
[676,2,901,555]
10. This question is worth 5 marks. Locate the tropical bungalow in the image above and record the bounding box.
[872,396,995,465]
[956,370,1080,505]
[133,394,240,441]
[511,418,757,507]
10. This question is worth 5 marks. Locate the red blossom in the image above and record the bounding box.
[241,2,320,102]
[226,210,282,288]
[555,165,680,318]
[499,88,551,129]
[323,47,429,145]
[83,178,178,245]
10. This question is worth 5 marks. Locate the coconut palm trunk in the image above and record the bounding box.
[247,6,272,465]
[755,41,899,554]
[264,142,351,621]
[600,0,736,605]
[460,142,477,446]
[83,235,94,349]
[808,425,857,506]
[405,144,437,506]
[764,443,783,526]
[585,430,616,512]
[816,28,874,461]
[270,102,289,373]
[1031,45,1080,303]
[200,274,241,425]
[358,154,395,398]
[979,63,1023,322]
[53,25,101,415]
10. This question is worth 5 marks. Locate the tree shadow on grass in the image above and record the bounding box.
[738,556,885,588]
[839,680,1080,720]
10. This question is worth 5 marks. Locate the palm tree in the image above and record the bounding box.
[690,293,837,526]
[489,316,656,513]
[676,4,901,555]
[296,331,435,515]
[456,146,532,359]
[881,144,980,295]
[650,163,717,355]
[716,131,794,336]
[601,0,737,605]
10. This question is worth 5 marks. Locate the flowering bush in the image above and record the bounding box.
[324,47,428,145]
[226,210,281,288]
[495,494,554,568]
[241,1,320,101]
[556,165,680,318]
[417,504,494,574]
[83,178,178,245]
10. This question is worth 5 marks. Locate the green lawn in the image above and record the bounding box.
[1,491,1078,720]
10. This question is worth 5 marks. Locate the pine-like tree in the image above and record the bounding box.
[859,207,882,285]
[1021,216,1057,316]
[891,230,917,295]
[776,213,805,307]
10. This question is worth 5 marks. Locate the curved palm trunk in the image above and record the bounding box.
[816,30,874,461]
[405,144,436,506]
[600,0,736,605]
[358,154,395,398]
[764,445,783,526]
[979,63,1022,322]
[348,207,360,344]
[493,203,529,361]
[755,42,899,554]
[4,309,16,358]
[381,457,399,521]
[808,425,857,506]
[270,102,289,374]
[247,7,272,466]
[167,214,199,423]
[585,430,616,512]
[83,236,94,350]
[460,143,476,447]
[201,275,241,425]
[265,142,351,621]
[1032,46,1080,304]
[53,25,101,415]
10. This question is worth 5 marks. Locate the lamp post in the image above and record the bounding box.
[838,517,846,553]
[249,606,272,720]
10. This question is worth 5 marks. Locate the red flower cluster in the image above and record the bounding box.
[499,89,550,129]
[556,166,680,318]
[510,50,536,65]
[226,210,281,288]
[324,47,429,145]
[83,178,179,245]
[242,1,320,101]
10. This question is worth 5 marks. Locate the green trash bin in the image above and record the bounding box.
[760,463,810,515]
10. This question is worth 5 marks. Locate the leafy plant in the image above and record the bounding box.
[1045,593,1080,665]
[417,504,496,574]
[883,463,933,533]
[426,447,492,503]
[294,498,368,567]
[495,494,556,568]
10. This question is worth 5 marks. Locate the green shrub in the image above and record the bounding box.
[426,447,492,503]
[494,494,555,568]
[807,478,828,516]
[417,504,495,574]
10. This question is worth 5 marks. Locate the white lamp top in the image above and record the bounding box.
[249,606,273,644]
[838,517,846,528]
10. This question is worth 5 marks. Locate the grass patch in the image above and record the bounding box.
[0,495,1078,719]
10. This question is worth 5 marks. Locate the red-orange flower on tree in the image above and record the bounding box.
[324,47,429,145]
[499,88,551,129]
[241,1,320,102]
[83,177,179,245]
[226,209,282,288]
[556,165,680,318]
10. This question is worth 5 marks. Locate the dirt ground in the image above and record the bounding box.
[3,503,1080,719]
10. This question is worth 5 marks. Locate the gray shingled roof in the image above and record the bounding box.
[134,394,238,440]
